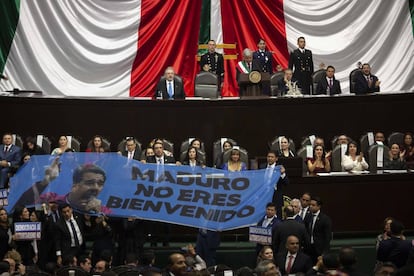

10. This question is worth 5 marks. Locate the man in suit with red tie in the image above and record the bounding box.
[275,235,313,275]
[304,196,332,263]
[288,37,314,94]
[54,204,91,266]
[315,66,342,95]
[0,133,21,188]
[354,63,380,94]
[154,67,186,100]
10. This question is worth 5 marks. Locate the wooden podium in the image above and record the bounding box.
[238,72,270,96]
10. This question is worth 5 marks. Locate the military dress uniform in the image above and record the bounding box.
[200,51,224,88]
[253,50,273,73]
[253,50,273,95]
[288,48,314,94]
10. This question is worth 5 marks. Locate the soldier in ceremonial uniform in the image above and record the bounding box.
[253,39,273,95]
[253,39,273,74]
[288,37,314,94]
[200,39,224,89]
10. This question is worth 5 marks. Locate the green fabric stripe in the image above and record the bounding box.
[0,0,20,73]
[198,0,211,55]
[410,0,414,34]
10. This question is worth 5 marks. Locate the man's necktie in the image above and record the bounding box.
[286,255,294,274]
[300,209,305,219]
[69,219,80,247]
[168,82,173,98]
[4,146,8,153]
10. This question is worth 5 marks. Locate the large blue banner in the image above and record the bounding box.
[7,153,281,231]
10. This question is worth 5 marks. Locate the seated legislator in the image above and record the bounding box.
[402,132,414,169]
[276,137,295,158]
[182,146,205,168]
[51,135,71,155]
[354,63,380,94]
[315,65,341,95]
[277,69,301,96]
[307,145,331,175]
[236,48,262,96]
[341,141,368,172]
[86,135,110,153]
[222,148,247,172]
[0,133,22,188]
[24,136,47,155]
[154,66,185,100]
[384,143,407,170]
[214,140,233,169]
[253,39,273,95]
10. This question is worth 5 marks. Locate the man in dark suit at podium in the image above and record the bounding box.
[288,37,314,94]
[200,39,224,88]
[154,67,185,100]
[315,65,342,95]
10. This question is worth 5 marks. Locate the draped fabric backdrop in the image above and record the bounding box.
[0,0,413,97]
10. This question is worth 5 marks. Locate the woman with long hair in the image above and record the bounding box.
[222,148,247,172]
[307,145,331,175]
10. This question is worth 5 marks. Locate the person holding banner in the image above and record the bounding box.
[11,206,35,266]
[256,202,281,256]
[260,150,288,219]
[145,141,177,247]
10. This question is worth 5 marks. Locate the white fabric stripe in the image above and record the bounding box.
[211,0,223,54]
[284,0,414,93]
[0,0,141,97]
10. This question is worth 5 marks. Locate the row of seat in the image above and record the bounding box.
[9,132,409,170]
[271,132,407,154]
[192,66,370,98]
[10,135,248,167]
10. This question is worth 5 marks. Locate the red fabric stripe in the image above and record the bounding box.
[221,0,289,96]
[130,1,202,97]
